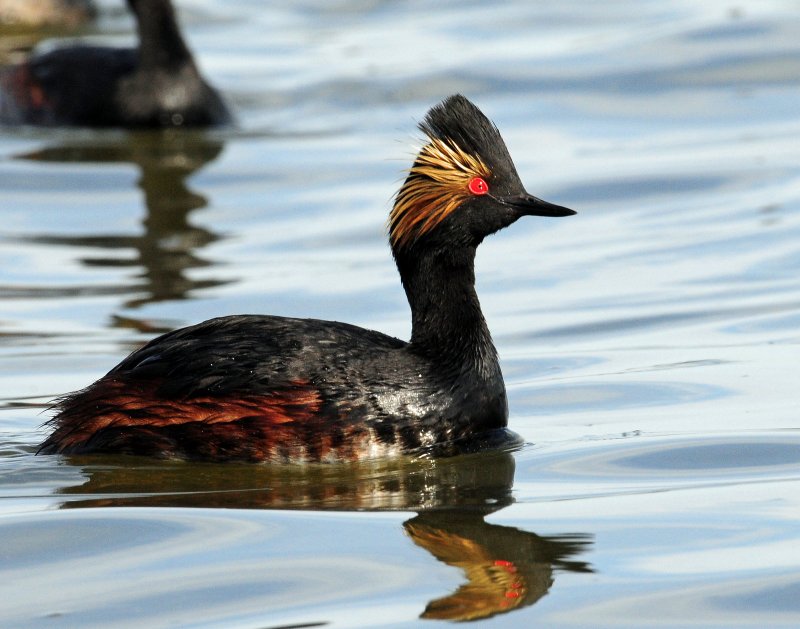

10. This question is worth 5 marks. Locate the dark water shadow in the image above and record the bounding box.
[54,450,593,622]
[15,130,229,316]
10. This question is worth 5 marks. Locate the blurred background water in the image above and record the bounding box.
[1,0,800,626]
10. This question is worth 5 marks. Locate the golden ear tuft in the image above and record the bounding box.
[389,137,491,249]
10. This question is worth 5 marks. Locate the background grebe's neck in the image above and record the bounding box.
[130,0,193,71]
[395,245,500,378]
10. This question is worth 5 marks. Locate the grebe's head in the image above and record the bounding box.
[389,94,575,253]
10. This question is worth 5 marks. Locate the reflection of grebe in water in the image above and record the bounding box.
[407,512,591,621]
[55,450,592,622]
[18,131,228,311]
[39,95,575,462]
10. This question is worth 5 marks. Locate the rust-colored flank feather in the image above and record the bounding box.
[40,377,360,462]
[389,136,491,248]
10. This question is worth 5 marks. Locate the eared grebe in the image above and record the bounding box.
[0,0,230,127]
[38,95,575,462]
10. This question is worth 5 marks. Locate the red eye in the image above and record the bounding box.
[468,177,489,196]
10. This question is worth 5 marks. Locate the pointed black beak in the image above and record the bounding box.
[498,193,576,217]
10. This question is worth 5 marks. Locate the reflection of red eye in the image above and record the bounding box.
[468,177,489,196]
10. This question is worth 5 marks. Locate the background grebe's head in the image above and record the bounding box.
[389,94,575,253]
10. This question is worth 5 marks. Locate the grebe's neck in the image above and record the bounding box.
[130,0,193,71]
[395,245,499,377]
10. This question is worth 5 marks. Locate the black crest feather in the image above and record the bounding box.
[419,95,513,176]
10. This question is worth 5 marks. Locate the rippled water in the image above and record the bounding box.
[2,0,800,626]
